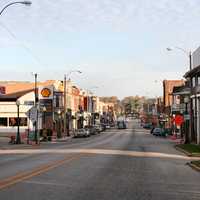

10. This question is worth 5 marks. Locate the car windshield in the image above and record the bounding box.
[0,1,200,200]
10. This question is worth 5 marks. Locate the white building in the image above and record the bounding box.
[0,89,35,137]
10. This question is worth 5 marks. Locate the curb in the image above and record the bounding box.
[174,145,200,157]
[174,146,192,156]
[187,162,200,172]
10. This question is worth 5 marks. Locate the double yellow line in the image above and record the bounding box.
[0,154,81,190]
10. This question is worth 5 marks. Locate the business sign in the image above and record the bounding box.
[39,86,53,99]
[39,99,53,112]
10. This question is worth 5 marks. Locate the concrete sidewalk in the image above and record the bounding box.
[0,135,74,149]
[0,136,31,149]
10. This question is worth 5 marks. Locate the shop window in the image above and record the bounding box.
[20,118,28,126]
[198,76,200,85]
[0,118,8,127]
[9,118,27,127]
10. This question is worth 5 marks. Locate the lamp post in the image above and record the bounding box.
[0,1,32,16]
[57,109,62,138]
[63,70,82,137]
[16,100,21,144]
[31,72,39,144]
[166,47,192,71]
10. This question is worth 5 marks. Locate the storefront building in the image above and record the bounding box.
[184,46,200,144]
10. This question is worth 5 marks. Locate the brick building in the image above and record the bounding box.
[163,80,185,114]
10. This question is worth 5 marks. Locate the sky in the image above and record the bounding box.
[0,0,200,99]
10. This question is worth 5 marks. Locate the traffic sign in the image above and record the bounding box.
[184,114,190,120]
[26,106,37,122]
[174,115,184,126]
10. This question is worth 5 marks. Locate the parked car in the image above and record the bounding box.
[94,124,102,133]
[117,121,127,129]
[152,128,166,137]
[106,124,111,129]
[164,128,173,136]
[143,123,152,129]
[150,127,155,134]
[85,126,96,135]
[74,128,90,138]
[101,123,106,131]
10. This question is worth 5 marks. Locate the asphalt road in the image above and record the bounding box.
[0,119,200,200]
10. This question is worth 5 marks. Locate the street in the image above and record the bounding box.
[0,119,200,200]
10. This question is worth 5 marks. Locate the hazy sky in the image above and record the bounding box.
[0,0,200,99]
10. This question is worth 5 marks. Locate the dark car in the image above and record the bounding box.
[143,123,152,129]
[117,121,127,129]
[85,125,96,135]
[152,128,162,136]
[150,127,155,134]
[94,124,102,133]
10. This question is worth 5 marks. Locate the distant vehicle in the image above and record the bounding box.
[143,123,152,129]
[101,123,106,131]
[106,124,111,129]
[117,121,127,129]
[85,126,96,135]
[152,128,162,136]
[94,124,103,133]
[150,127,155,134]
[74,128,90,138]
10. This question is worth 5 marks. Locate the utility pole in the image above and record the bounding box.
[16,100,21,144]
[63,74,67,136]
[63,70,82,136]
[189,51,192,71]
[34,73,38,144]
[188,51,193,143]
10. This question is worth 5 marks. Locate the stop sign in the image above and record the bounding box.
[174,115,184,126]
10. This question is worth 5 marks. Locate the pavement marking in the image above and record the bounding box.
[0,149,199,161]
[24,180,71,187]
[0,154,81,191]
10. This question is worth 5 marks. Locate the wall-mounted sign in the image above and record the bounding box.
[41,88,51,97]
[39,99,53,112]
[39,86,53,99]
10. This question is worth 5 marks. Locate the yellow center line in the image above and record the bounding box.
[0,154,82,191]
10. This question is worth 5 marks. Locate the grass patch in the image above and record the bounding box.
[191,160,200,168]
[176,144,200,154]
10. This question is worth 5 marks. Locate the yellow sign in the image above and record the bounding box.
[41,88,51,98]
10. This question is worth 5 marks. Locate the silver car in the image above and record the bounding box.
[74,128,90,138]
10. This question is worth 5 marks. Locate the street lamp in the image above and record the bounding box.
[31,72,39,144]
[16,100,21,144]
[166,46,192,143]
[57,109,62,138]
[0,1,32,16]
[63,70,82,136]
[166,47,192,70]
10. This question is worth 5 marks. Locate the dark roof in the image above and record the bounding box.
[184,65,200,78]
[0,89,34,102]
